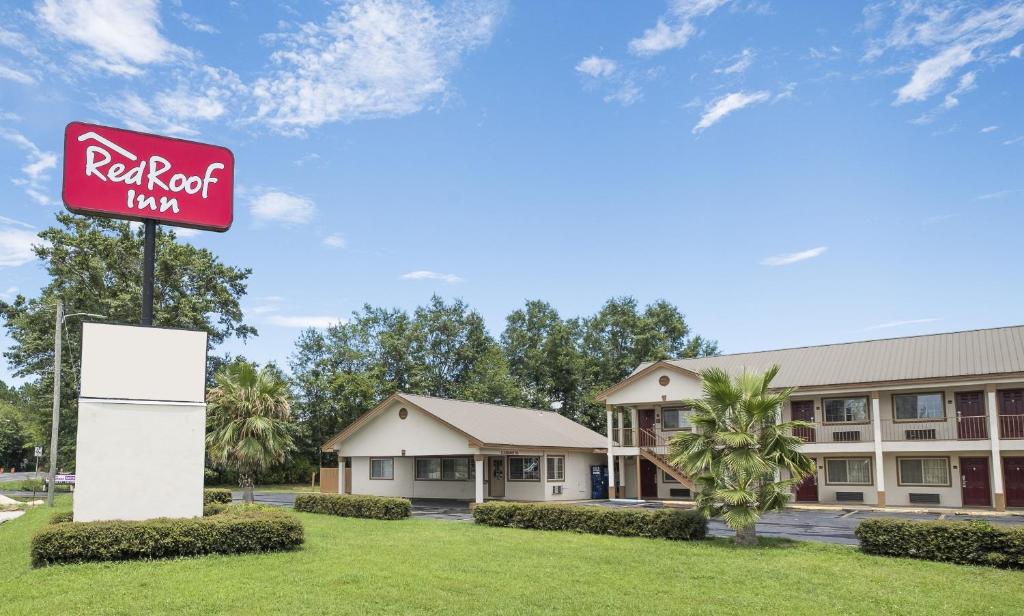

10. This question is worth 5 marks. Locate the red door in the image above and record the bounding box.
[1005,457,1024,508]
[638,409,656,447]
[791,400,816,443]
[999,390,1024,439]
[960,457,991,507]
[639,459,658,499]
[794,458,818,502]
[955,391,988,439]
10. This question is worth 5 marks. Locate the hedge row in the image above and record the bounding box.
[203,488,233,505]
[294,493,411,520]
[473,502,707,541]
[32,506,304,567]
[856,518,1024,569]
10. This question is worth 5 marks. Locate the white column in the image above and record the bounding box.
[474,455,485,504]
[986,387,1005,510]
[606,405,616,498]
[337,454,346,495]
[871,393,885,507]
[617,409,624,446]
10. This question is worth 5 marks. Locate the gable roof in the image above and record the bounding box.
[322,393,607,452]
[629,325,1024,390]
[594,360,699,401]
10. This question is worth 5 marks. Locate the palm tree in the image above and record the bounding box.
[206,361,295,503]
[668,365,815,545]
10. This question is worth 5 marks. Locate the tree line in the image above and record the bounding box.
[0,214,717,478]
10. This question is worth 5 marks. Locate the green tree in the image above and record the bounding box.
[667,366,815,545]
[0,213,256,469]
[0,399,31,469]
[206,361,295,503]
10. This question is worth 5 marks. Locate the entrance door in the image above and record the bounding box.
[794,458,818,502]
[999,390,1024,439]
[1005,457,1024,508]
[955,391,988,439]
[960,457,991,507]
[638,409,656,446]
[639,459,658,499]
[791,400,816,442]
[488,457,505,498]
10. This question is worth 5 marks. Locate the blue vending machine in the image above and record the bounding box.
[590,465,609,499]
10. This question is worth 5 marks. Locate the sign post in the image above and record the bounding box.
[62,122,234,326]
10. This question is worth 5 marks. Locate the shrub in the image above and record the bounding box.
[203,488,233,505]
[473,502,707,541]
[294,493,411,520]
[856,518,1024,569]
[31,508,304,567]
[50,511,73,525]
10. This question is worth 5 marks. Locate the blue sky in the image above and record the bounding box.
[1,0,1023,384]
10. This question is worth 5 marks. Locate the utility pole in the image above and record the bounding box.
[47,301,63,507]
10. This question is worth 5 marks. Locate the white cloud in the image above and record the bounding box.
[251,0,503,131]
[1012,43,1024,57]
[104,66,246,136]
[0,129,57,205]
[981,125,999,132]
[177,12,218,34]
[401,270,463,283]
[692,90,770,133]
[37,0,187,75]
[173,227,202,238]
[975,188,1023,200]
[266,315,342,328]
[323,233,346,248]
[0,62,34,84]
[0,286,18,300]
[863,317,940,331]
[0,225,38,267]
[249,190,316,224]
[575,56,617,78]
[604,81,642,106]
[715,48,755,74]
[629,0,730,56]
[760,246,827,266]
[1003,135,1024,145]
[866,2,1024,106]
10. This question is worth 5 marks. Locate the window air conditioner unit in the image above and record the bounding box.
[905,429,936,440]
[835,491,864,502]
[909,493,940,505]
[551,485,562,495]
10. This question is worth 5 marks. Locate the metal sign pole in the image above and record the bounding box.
[47,301,63,507]
[141,220,156,326]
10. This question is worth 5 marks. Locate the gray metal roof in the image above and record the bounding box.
[639,325,1024,389]
[400,393,607,449]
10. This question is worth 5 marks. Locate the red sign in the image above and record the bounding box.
[62,122,234,232]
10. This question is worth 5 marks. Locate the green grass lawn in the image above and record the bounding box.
[205,483,321,493]
[1,499,1023,615]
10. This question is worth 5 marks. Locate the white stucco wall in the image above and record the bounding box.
[340,400,476,458]
[604,366,703,406]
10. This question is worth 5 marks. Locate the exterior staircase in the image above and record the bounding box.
[637,428,695,491]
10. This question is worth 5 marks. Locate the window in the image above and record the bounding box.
[415,458,441,480]
[823,397,869,424]
[898,458,950,486]
[661,407,692,431]
[663,471,678,483]
[442,457,471,481]
[508,456,541,481]
[825,458,872,485]
[894,393,944,421]
[415,457,475,481]
[546,456,565,481]
[369,458,393,480]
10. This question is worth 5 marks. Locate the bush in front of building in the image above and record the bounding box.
[856,518,1024,569]
[473,502,707,541]
[49,511,73,524]
[294,493,412,520]
[31,507,304,567]
[203,488,233,505]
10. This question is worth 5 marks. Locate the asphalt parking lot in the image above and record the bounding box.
[238,491,1024,544]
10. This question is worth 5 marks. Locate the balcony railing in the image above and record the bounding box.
[880,416,990,441]
[1001,414,1024,439]
[613,428,636,447]
[791,423,874,444]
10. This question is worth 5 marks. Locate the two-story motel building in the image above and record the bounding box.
[599,325,1024,511]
